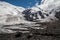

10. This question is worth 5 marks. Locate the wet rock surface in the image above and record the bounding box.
[0,20,60,40]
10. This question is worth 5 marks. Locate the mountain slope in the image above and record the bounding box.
[0,1,34,25]
[27,0,60,22]
[0,1,35,33]
[0,0,60,33]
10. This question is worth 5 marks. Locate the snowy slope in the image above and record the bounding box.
[29,0,60,22]
[0,0,60,25]
[38,0,60,13]
[31,0,60,13]
[0,1,36,33]
[0,1,34,25]
[0,0,60,33]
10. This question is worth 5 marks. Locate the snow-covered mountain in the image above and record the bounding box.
[0,0,60,25]
[0,0,60,33]
[0,1,35,25]
[0,1,35,33]
[39,0,60,20]
[27,0,60,22]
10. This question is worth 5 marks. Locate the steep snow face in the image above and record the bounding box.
[39,0,60,20]
[31,0,60,13]
[39,0,60,13]
[0,1,33,25]
[29,0,60,22]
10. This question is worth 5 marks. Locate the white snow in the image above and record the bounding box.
[0,0,60,33]
[0,1,34,25]
[0,1,35,33]
[30,0,60,22]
